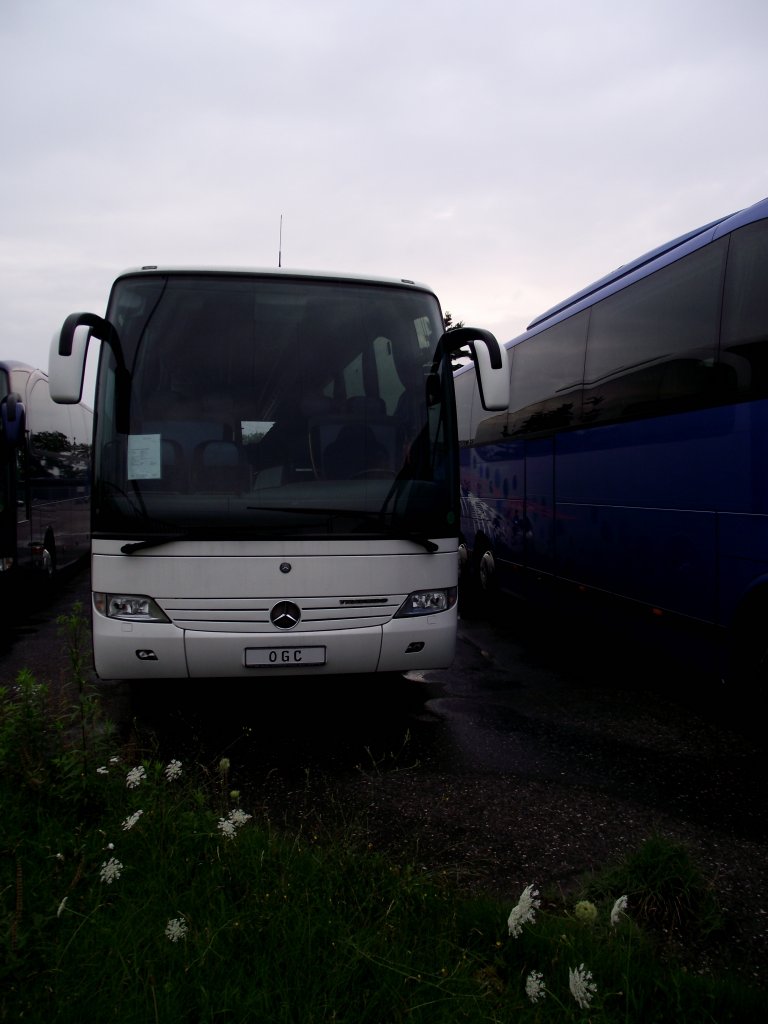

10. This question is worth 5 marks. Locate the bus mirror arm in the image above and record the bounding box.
[437,327,510,412]
[58,312,112,356]
[440,327,503,367]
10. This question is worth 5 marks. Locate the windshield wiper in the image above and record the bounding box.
[245,505,438,552]
[121,533,191,554]
[378,530,438,553]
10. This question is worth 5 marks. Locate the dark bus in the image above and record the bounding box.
[456,195,768,685]
[0,360,92,581]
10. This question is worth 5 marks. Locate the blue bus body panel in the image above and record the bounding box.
[460,400,768,629]
[458,195,768,680]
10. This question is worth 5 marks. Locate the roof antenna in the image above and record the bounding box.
[278,214,283,268]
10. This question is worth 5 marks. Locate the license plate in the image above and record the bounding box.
[244,646,326,667]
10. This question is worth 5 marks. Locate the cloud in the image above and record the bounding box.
[1,0,767,386]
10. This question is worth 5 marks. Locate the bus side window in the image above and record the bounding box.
[28,378,78,481]
[583,240,727,424]
[721,219,768,399]
[507,313,586,436]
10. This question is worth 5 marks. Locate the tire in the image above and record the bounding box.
[477,546,496,597]
[459,540,496,620]
[42,532,57,580]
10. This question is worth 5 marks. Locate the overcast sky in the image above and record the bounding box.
[2,0,767,399]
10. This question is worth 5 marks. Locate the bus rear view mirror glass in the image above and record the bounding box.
[474,337,510,411]
[49,324,90,403]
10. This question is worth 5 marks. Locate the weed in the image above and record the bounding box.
[0,603,765,1022]
[579,833,723,940]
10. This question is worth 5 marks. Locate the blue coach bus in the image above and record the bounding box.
[455,196,768,684]
[0,360,92,582]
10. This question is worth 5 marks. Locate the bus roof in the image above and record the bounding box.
[113,266,435,294]
[0,360,37,374]
[526,196,768,331]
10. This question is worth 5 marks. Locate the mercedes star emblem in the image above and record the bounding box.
[270,601,301,629]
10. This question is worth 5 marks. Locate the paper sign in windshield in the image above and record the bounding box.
[127,434,162,479]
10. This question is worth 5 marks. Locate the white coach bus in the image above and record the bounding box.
[50,267,507,679]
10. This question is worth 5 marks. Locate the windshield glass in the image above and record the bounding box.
[93,273,457,541]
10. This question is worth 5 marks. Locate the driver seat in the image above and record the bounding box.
[322,423,390,479]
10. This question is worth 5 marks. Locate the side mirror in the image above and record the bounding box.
[441,327,510,411]
[49,322,91,403]
[49,311,120,404]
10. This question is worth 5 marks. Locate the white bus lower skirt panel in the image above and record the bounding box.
[376,608,457,671]
[92,612,457,679]
[92,619,190,679]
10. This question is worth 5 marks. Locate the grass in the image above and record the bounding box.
[1,604,764,1022]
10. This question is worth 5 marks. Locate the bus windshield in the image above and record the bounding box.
[94,273,456,543]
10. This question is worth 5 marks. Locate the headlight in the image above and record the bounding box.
[93,592,170,622]
[395,587,457,617]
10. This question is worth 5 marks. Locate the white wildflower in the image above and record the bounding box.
[121,809,144,831]
[507,884,540,937]
[165,759,183,782]
[57,897,68,918]
[611,894,628,926]
[218,817,237,839]
[525,970,546,1004]
[109,756,120,764]
[99,857,124,885]
[125,765,146,789]
[228,808,252,826]
[97,765,109,775]
[569,963,597,1010]
[217,808,252,839]
[165,917,188,943]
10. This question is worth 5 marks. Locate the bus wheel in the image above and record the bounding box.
[42,533,57,579]
[458,540,469,583]
[460,542,496,619]
[478,546,496,596]
[457,540,473,615]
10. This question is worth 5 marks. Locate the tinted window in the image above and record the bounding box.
[720,219,768,399]
[583,240,726,424]
[95,275,455,537]
[506,312,587,436]
[28,378,81,480]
